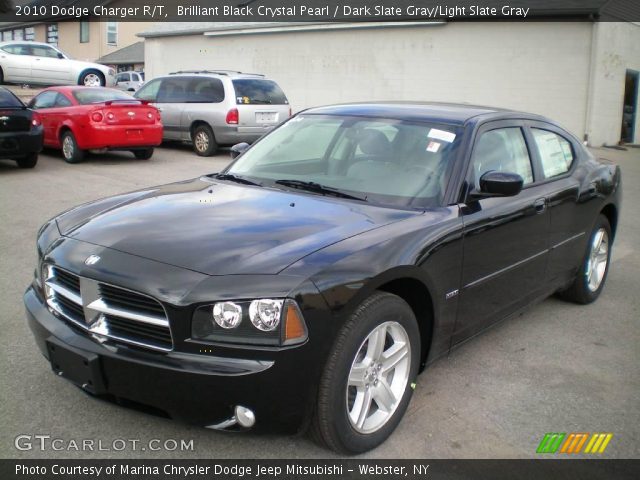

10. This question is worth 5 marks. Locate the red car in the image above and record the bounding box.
[28,87,163,163]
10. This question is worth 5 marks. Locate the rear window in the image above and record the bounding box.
[232,79,288,105]
[0,88,24,108]
[73,89,134,105]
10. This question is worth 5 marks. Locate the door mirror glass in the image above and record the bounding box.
[57,52,64,59]
[230,142,250,159]
[478,171,523,197]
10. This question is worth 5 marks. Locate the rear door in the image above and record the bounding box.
[0,44,32,82]
[231,78,290,135]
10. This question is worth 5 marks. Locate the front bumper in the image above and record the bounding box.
[24,285,316,433]
[0,127,43,159]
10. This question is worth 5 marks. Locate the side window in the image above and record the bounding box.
[134,79,161,102]
[54,94,72,107]
[30,45,59,58]
[156,77,190,103]
[116,73,130,83]
[471,127,533,188]
[531,128,574,179]
[30,91,58,109]
[1,45,29,55]
[188,78,224,103]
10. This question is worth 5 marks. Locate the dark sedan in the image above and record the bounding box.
[24,103,621,453]
[0,86,43,168]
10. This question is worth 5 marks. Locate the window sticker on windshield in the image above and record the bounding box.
[428,128,456,143]
[426,141,441,153]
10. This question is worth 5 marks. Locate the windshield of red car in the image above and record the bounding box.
[72,89,135,105]
[227,114,462,208]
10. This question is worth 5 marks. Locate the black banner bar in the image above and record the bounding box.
[2,459,640,480]
[1,0,640,22]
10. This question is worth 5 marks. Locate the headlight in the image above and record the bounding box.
[249,299,282,331]
[212,301,242,329]
[192,299,307,347]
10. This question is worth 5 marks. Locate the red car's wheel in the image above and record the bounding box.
[133,148,154,160]
[61,131,85,164]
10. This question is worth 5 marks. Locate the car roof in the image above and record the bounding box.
[303,102,551,126]
[0,41,56,47]
[164,70,267,79]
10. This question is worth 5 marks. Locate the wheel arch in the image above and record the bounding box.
[336,266,437,372]
[600,203,618,240]
[190,120,215,139]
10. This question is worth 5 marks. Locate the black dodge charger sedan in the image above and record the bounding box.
[25,103,621,453]
[0,86,43,168]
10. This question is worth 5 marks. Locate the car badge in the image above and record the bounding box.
[85,255,101,266]
[127,111,135,117]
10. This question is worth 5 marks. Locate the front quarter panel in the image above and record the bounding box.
[284,206,464,365]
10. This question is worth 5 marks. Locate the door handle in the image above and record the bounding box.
[533,198,546,214]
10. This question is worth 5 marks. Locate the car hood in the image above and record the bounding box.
[56,177,419,275]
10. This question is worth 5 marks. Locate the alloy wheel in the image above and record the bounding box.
[83,73,101,87]
[586,227,609,292]
[194,131,210,153]
[346,321,411,434]
[62,136,74,159]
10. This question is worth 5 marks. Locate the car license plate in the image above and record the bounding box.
[46,337,106,395]
[126,129,142,138]
[255,112,277,124]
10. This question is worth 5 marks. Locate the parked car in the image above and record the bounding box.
[115,71,145,92]
[25,103,621,453]
[0,41,115,87]
[134,70,290,156]
[28,87,162,163]
[0,86,42,168]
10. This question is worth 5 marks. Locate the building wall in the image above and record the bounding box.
[588,22,640,146]
[145,22,594,141]
[56,21,147,62]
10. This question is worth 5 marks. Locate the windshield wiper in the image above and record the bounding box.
[213,173,262,186]
[274,180,367,202]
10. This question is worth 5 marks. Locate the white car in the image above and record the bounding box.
[114,71,145,92]
[0,41,115,87]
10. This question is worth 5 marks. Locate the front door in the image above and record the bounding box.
[29,44,70,84]
[453,122,550,344]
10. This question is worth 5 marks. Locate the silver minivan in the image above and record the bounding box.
[134,70,290,156]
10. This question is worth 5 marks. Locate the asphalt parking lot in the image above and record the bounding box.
[1,144,638,459]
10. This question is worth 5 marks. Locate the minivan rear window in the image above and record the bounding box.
[0,88,24,108]
[232,79,288,105]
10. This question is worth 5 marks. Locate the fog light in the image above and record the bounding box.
[235,406,255,428]
[212,301,242,329]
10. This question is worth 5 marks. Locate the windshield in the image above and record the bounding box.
[226,114,461,208]
[73,89,135,105]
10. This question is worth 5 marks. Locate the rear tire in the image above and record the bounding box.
[192,124,217,157]
[0,67,4,85]
[558,215,612,304]
[310,292,420,454]
[61,131,85,164]
[16,153,38,169]
[133,148,154,160]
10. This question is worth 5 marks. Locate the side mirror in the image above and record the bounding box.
[476,171,523,198]
[57,53,64,59]
[230,142,250,159]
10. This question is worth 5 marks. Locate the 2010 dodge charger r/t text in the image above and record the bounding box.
[24,103,621,453]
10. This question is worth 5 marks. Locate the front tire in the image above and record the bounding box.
[61,131,85,164]
[133,148,154,160]
[558,214,612,304]
[79,70,105,87]
[311,292,420,454]
[192,124,218,157]
[16,153,38,169]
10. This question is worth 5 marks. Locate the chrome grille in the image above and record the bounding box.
[44,265,172,351]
